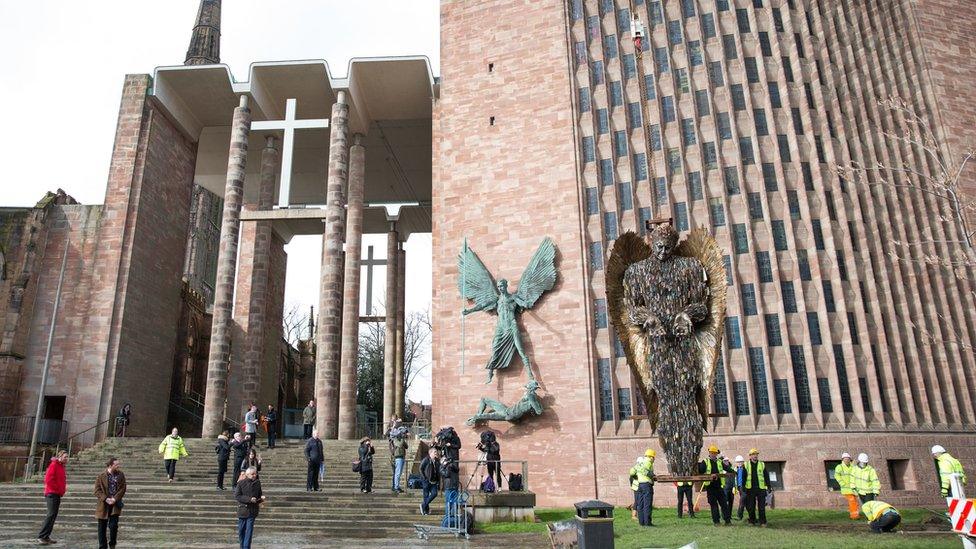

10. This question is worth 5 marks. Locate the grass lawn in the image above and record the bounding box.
[479,507,960,549]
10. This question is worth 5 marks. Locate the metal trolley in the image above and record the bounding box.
[413,490,471,540]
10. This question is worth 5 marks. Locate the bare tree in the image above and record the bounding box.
[282,304,314,347]
[356,306,431,418]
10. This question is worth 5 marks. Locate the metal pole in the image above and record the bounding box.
[460,238,467,375]
[26,241,69,477]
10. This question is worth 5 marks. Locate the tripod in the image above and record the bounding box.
[465,451,503,491]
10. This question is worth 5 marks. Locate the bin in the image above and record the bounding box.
[574,499,614,549]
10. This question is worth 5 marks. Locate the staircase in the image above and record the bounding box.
[0,437,545,547]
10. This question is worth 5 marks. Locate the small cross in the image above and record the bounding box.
[361,245,387,316]
[251,98,330,208]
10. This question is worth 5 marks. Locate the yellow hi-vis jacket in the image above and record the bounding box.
[937,453,967,493]
[861,500,897,522]
[851,464,880,496]
[630,456,654,487]
[158,435,188,461]
[834,462,855,495]
[700,458,728,489]
[744,460,768,490]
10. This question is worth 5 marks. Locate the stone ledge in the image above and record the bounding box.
[470,491,536,523]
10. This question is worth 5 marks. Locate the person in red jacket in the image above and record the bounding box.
[37,450,68,545]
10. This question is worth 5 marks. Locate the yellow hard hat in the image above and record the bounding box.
[645,449,656,458]
[707,445,720,454]
[749,448,759,455]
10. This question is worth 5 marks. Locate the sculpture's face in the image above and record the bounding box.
[497,279,509,293]
[525,380,539,392]
[650,225,679,260]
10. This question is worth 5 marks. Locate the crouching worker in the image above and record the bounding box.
[629,449,655,527]
[861,500,901,533]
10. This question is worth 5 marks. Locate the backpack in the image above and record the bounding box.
[407,474,424,489]
[508,473,523,491]
[481,474,496,493]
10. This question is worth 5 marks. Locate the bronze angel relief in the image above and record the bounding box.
[606,224,727,475]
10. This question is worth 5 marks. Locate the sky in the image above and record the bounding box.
[0,0,439,403]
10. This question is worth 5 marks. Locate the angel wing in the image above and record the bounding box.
[458,240,499,312]
[605,232,658,428]
[514,237,557,310]
[674,226,728,426]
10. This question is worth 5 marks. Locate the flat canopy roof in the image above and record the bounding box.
[151,57,436,239]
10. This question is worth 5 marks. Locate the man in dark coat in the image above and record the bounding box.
[419,448,441,515]
[94,457,126,549]
[234,466,265,549]
[231,432,247,488]
[265,405,278,449]
[215,431,231,490]
[304,429,324,492]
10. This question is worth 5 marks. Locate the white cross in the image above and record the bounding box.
[251,98,329,208]
[362,245,386,316]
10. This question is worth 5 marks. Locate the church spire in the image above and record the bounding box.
[184,0,221,66]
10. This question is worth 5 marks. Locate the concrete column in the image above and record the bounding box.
[239,135,279,409]
[314,91,349,439]
[394,243,406,416]
[202,95,251,438]
[382,225,399,422]
[337,133,366,440]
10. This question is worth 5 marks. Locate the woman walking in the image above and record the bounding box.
[114,404,131,437]
[245,447,263,479]
[358,437,375,493]
[94,457,126,549]
[158,427,188,482]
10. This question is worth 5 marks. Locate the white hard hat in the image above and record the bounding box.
[932,445,946,454]
[857,453,869,463]
[734,455,744,463]
[841,452,852,459]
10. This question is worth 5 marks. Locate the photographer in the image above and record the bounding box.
[357,437,375,493]
[439,455,460,526]
[476,431,502,489]
[434,425,461,462]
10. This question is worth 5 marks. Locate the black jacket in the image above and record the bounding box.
[265,410,277,425]
[420,456,440,483]
[305,438,324,463]
[234,477,263,519]
[437,429,462,461]
[231,439,247,461]
[440,460,460,491]
[215,437,231,462]
[358,444,375,472]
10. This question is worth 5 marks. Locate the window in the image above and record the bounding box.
[745,57,760,84]
[600,158,613,186]
[812,219,825,250]
[724,166,740,195]
[662,96,676,122]
[709,61,725,87]
[726,315,742,349]
[718,112,733,140]
[616,7,631,32]
[818,377,833,413]
[733,381,750,415]
[703,142,718,169]
[723,255,733,286]
[638,207,651,234]
[782,281,797,312]
[595,298,608,329]
[644,74,657,99]
[825,191,836,221]
[649,1,664,25]
[731,84,747,111]
[766,224,786,256]
[755,108,769,136]
[579,87,591,112]
[604,35,619,59]
[823,281,836,312]
[759,165,777,193]
[807,312,822,345]
[795,32,805,58]
[689,40,704,66]
[681,0,696,18]
[778,134,792,162]
[740,137,755,165]
[574,41,588,68]
[759,32,772,57]
[748,193,764,221]
[586,187,599,216]
[802,162,814,190]
[598,358,613,421]
[599,0,613,16]
[655,177,668,204]
[617,388,632,419]
[768,82,782,108]
[757,251,773,282]
[710,198,726,226]
[733,223,749,254]
[618,182,633,211]
[736,8,752,33]
[797,249,811,281]
[610,81,623,106]
[859,377,871,413]
[668,20,683,45]
[815,136,826,163]
[764,462,786,490]
[633,153,648,180]
[792,108,804,134]
[649,124,662,151]
[837,249,848,280]
[887,459,915,491]
[846,312,860,345]
[655,47,670,74]
[681,118,697,145]
[773,8,785,32]
[591,61,605,85]
[782,56,794,82]
[582,136,595,163]
[765,313,783,346]
[667,148,682,175]
[674,68,690,93]
[788,189,801,219]
[589,241,604,271]
[603,211,618,240]
[571,0,584,21]
[597,108,609,134]
[627,102,642,129]
[623,54,637,79]
[614,130,628,157]
[723,35,738,60]
[675,202,689,231]
[833,344,853,413]
[713,353,729,415]
[695,90,711,115]
[790,345,813,412]
[717,0,730,11]
[614,335,625,358]
[741,283,758,315]
[749,347,771,414]
[689,172,704,201]
[774,379,792,413]
[701,13,717,39]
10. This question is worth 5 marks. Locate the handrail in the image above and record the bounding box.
[58,417,118,457]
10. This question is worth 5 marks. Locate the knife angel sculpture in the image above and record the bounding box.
[606,224,727,475]
[459,237,557,384]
